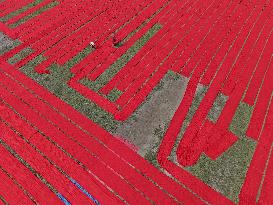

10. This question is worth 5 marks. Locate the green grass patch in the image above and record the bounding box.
[80,77,100,92]
[8,47,33,64]
[185,137,256,203]
[207,93,228,122]
[107,88,123,102]
[229,102,253,137]
[164,89,255,202]
[165,70,182,81]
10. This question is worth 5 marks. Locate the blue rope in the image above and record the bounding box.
[70,178,100,205]
[57,193,71,205]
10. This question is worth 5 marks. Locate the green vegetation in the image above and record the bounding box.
[185,137,256,203]
[230,102,253,137]
[207,93,228,122]
[107,88,123,102]
[166,70,182,81]
[8,47,33,64]
[164,87,256,203]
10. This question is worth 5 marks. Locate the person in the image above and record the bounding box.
[111,33,120,46]
[90,41,96,48]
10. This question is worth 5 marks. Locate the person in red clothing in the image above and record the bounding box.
[112,33,120,47]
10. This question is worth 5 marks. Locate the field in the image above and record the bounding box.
[0,0,273,204]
